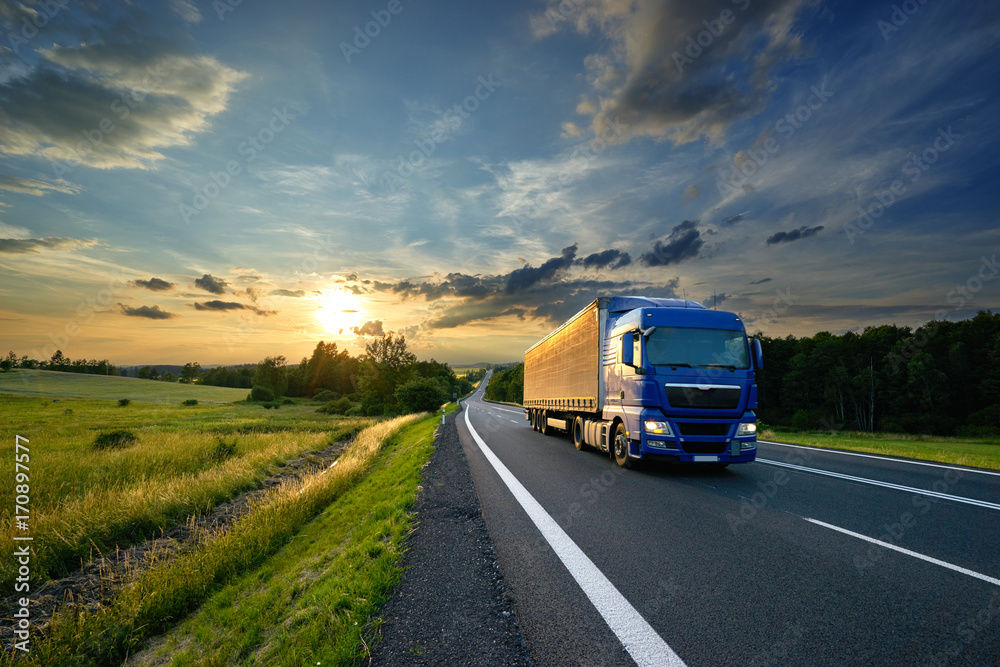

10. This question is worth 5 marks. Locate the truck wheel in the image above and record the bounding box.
[531,410,539,431]
[572,417,588,451]
[539,411,551,436]
[613,423,633,469]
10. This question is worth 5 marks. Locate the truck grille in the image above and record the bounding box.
[681,441,729,454]
[677,422,730,436]
[665,386,741,409]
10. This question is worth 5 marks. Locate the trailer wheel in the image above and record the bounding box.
[539,411,551,436]
[530,410,539,431]
[572,417,587,451]
[612,422,633,469]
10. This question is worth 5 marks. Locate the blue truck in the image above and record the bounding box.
[523,296,763,468]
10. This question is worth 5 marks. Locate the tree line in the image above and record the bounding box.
[481,311,1000,437]
[2,332,474,416]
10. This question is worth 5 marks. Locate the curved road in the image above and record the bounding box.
[459,374,1000,666]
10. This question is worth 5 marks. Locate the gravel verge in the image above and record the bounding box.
[367,410,532,666]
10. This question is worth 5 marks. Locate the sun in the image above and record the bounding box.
[315,290,365,335]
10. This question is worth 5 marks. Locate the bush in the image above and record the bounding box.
[118,398,131,407]
[395,377,449,414]
[282,398,295,405]
[250,386,275,402]
[345,406,364,417]
[313,389,340,403]
[182,399,199,406]
[318,396,355,415]
[94,429,138,450]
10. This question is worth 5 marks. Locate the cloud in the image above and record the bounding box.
[117,303,178,320]
[561,122,583,137]
[352,320,385,336]
[505,243,578,293]
[270,289,307,298]
[0,9,246,170]
[723,212,748,224]
[579,248,632,270]
[0,175,81,196]
[131,277,174,292]
[682,184,700,201]
[535,0,813,144]
[640,220,703,266]
[765,225,824,245]
[192,300,274,316]
[194,273,228,294]
[749,277,772,285]
[0,237,93,254]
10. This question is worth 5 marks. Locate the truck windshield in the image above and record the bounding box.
[645,327,750,370]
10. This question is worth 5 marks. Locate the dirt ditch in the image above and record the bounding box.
[0,437,353,648]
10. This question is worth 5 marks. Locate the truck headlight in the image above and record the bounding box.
[644,420,672,436]
[736,422,757,437]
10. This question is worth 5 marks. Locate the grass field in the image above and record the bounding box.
[0,369,249,403]
[763,429,1000,471]
[0,393,369,589]
[0,370,448,665]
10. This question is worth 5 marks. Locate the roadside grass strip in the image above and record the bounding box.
[7,412,429,666]
[763,429,1000,471]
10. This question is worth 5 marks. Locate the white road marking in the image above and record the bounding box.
[759,440,1000,477]
[758,458,1000,511]
[806,518,1000,588]
[463,407,686,667]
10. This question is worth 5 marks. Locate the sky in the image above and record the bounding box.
[0,0,998,366]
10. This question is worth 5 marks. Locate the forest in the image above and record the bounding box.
[484,311,1000,437]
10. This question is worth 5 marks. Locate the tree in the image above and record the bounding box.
[253,356,288,398]
[50,349,67,371]
[138,365,159,380]
[180,362,202,384]
[358,333,416,414]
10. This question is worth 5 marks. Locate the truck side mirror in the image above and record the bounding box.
[752,338,764,370]
[621,333,635,366]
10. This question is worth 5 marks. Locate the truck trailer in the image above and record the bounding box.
[523,296,763,468]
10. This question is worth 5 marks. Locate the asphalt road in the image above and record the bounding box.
[458,377,1000,666]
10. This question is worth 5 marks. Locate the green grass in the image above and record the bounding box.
[0,369,249,403]
[763,429,1000,471]
[128,408,451,666]
[11,411,438,666]
[0,395,369,588]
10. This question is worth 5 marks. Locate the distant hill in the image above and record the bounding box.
[0,369,248,404]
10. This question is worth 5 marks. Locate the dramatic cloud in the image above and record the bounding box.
[0,237,92,254]
[131,277,174,292]
[580,248,632,270]
[117,303,178,320]
[270,289,307,298]
[352,320,385,336]
[723,212,748,225]
[0,9,246,170]
[766,225,824,245]
[506,243,578,293]
[534,0,812,144]
[749,277,773,285]
[194,273,228,295]
[640,220,703,266]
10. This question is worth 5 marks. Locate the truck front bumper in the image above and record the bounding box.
[634,411,758,464]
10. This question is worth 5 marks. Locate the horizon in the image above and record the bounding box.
[2,0,998,367]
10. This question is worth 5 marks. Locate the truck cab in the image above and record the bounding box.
[603,298,762,466]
